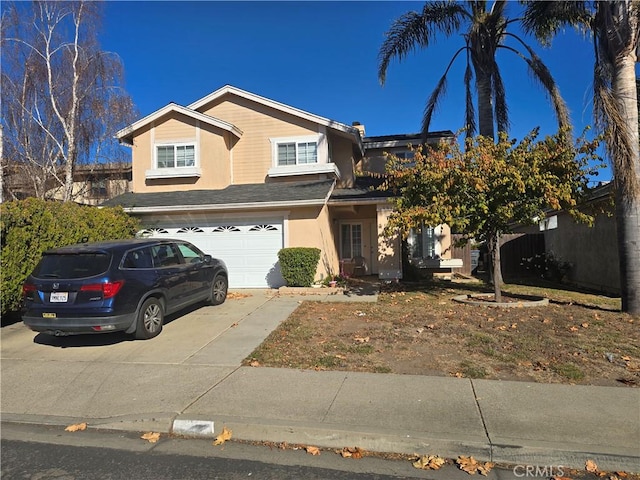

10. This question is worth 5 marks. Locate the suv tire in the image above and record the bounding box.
[135,297,164,339]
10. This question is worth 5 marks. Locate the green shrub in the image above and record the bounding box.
[277,247,321,287]
[1,198,140,315]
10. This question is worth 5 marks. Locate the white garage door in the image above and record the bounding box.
[139,219,284,288]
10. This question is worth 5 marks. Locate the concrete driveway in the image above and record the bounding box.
[0,290,302,431]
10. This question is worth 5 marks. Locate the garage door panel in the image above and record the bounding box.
[139,220,284,288]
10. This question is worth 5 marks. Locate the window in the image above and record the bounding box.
[340,223,362,259]
[156,144,195,169]
[88,178,108,198]
[176,242,204,263]
[408,224,436,259]
[277,141,317,166]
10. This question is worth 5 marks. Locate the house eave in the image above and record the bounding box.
[120,199,329,215]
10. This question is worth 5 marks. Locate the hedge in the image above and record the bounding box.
[277,247,321,287]
[1,198,140,315]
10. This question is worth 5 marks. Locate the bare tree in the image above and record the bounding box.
[1,1,136,202]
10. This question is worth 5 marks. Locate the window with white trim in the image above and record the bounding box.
[277,140,317,166]
[156,143,195,169]
[408,223,437,259]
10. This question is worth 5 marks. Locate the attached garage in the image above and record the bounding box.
[139,218,285,288]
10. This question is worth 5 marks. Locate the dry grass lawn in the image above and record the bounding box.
[244,277,639,387]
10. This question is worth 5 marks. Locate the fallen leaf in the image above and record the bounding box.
[456,455,493,475]
[581,322,589,328]
[621,355,631,361]
[305,445,321,456]
[141,432,160,443]
[354,336,370,343]
[340,446,363,459]
[586,459,599,473]
[496,325,508,331]
[335,354,347,360]
[510,323,517,329]
[250,360,260,367]
[569,326,579,332]
[426,324,436,329]
[213,426,232,446]
[231,322,238,328]
[64,422,87,432]
[413,454,446,470]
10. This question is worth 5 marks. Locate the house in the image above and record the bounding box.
[105,85,455,288]
[2,162,132,205]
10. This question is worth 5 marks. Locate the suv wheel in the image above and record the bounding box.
[209,274,227,305]
[135,298,164,339]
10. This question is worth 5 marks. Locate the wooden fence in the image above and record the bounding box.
[451,233,545,276]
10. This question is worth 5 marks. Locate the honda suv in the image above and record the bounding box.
[22,238,228,339]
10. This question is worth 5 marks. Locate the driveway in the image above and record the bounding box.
[0,290,301,430]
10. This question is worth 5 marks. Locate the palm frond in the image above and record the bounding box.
[521,1,592,45]
[378,1,466,84]
[491,63,509,134]
[422,73,449,137]
[464,59,476,138]
[421,46,469,136]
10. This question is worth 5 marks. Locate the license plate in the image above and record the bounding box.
[42,313,57,318]
[50,292,68,303]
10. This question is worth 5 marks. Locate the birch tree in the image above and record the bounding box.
[1,1,136,202]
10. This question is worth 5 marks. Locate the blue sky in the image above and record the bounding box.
[101,1,611,180]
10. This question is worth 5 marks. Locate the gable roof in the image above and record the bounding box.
[116,103,243,146]
[188,85,364,154]
[102,179,336,213]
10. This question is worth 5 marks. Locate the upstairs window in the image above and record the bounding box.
[156,144,195,169]
[277,141,317,166]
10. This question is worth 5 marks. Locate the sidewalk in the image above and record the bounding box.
[1,288,639,473]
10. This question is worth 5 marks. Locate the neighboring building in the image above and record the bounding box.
[105,84,456,288]
[513,182,619,295]
[2,162,132,205]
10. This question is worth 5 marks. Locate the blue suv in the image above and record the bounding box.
[22,238,228,340]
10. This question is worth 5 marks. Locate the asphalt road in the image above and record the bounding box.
[0,422,558,480]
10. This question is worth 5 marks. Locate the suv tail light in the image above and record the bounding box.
[22,283,37,296]
[80,281,125,299]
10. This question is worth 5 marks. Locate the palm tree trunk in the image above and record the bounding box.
[476,71,495,140]
[613,56,640,314]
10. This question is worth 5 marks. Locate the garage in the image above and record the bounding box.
[139,218,285,288]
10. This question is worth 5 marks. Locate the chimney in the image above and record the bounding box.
[352,121,365,138]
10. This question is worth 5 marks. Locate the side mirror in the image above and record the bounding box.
[203,254,213,264]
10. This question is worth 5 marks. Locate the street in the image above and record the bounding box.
[1,422,536,480]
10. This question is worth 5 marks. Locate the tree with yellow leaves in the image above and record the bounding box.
[381,128,602,302]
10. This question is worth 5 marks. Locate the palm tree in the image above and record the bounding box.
[378,0,571,298]
[522,1,640,314]
[378,0,571,141]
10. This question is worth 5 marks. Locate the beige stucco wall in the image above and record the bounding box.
[376,206,402,279]
[131,112,232,192]
[198,95,327,184]
[286,204,339,281]
[331,136,357,188]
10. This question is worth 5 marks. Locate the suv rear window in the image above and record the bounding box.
[32,253,111,279]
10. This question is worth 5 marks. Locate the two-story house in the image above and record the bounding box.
[105,85,455,288]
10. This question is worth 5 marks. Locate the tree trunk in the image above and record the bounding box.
[613,54,640,314]
[476,70,495,140]
[487,230,503,303]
